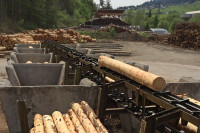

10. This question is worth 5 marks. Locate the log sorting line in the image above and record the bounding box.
[30,101,108,133]
[43,40,200,130]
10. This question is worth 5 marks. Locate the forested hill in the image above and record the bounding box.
[0,0,97,33]
[118,0,199,10]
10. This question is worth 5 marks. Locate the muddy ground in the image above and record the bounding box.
[0,41,200,132]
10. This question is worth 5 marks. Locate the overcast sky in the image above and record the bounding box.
[93,0,151,9]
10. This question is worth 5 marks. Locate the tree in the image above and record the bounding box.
[100,0,105,8]
[148,9,152,17]
[105,0,112,9]
[153,15,159,27]
[145,22,150,30]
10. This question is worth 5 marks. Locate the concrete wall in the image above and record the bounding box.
[165,82,200,101]
[15,44,40,48]
[11,53,52,63]
[6,63,65,86]
[15,48,44,53]
[0,85,99,133]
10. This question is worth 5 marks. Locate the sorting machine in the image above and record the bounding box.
[20,40,200,133]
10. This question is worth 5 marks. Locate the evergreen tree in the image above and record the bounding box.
[148,9,152,17]
[100,0,105,8]
[105,0,112,9]
[153,15,159,27]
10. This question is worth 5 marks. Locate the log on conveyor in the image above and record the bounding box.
[98,56,166,91]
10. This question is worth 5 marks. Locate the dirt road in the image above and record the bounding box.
[115,41,200,82]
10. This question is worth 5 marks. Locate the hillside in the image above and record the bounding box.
[118,0,200,10]
[122,0,200,32]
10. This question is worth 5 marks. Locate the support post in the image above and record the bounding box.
[64,60,70,85]
[18,100,31,133]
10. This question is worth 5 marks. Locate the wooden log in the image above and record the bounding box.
[43,115,57,133]
[81,101,108,133]
[63,113,76,133]
[0,47,6,51]
[68,109,86,133]
[105,76,115,83]
[30,128,34,133]
[98,56,166,91]
[72,103,98,133]
[52,111,70,133]
[34,114,45,133]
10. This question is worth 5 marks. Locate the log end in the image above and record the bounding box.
[153,77,166,91]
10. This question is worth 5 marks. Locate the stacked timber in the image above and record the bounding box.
[85,17,129,26]
[0,29,96,50]
[30,101,108,133]
[168,22,200,50]
[99,24,131,33]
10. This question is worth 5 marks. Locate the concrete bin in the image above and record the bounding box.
[0,85,99,133]
[6,63,65,86]
[14,47,44,53]
[15,44,40,48]
[10,53,52,63]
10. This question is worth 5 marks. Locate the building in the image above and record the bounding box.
[94,9,125,18]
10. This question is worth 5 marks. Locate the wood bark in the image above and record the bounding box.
[34,114,45,133]
[72,103,98,133]
[68,109,86,133]
[43,115,57,133]
[81,101,108,133]
[63,113,76,133]
[98,56,166,91]
[52,111,70,133]
[105,76,115,83]
[30,128,34,133]
[0,47,6,51]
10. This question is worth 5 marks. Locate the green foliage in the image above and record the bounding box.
[0,0,97,33]
[144,22,150,30]
[77,30,116,39]
[153,15,159,27]
[190,14,200,22]
[109,27,116,37]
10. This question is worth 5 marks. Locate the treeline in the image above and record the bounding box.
[123,9,183,32]
[118,0,198,10]
[0,0,97,33]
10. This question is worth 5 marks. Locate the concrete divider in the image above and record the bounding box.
[165,82,200,101]
[6,63,65,86]
[10,53,52,63]
[0,85,99,133]
[15,44,40,48]
[14,47,44,53]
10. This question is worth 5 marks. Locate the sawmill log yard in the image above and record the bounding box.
[0,0,200,133]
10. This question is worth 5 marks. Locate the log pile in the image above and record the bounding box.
[168,22,200,50]
[99,24,131,33]
[0,29,96,50]
[85,17,129,26]
[30,101,108,133]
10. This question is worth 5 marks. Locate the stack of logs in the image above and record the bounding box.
[168,22,200,50]
[0,29,96,50]
[30,101,108,133]
[99,24,131,33]
[85,17,129,26]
